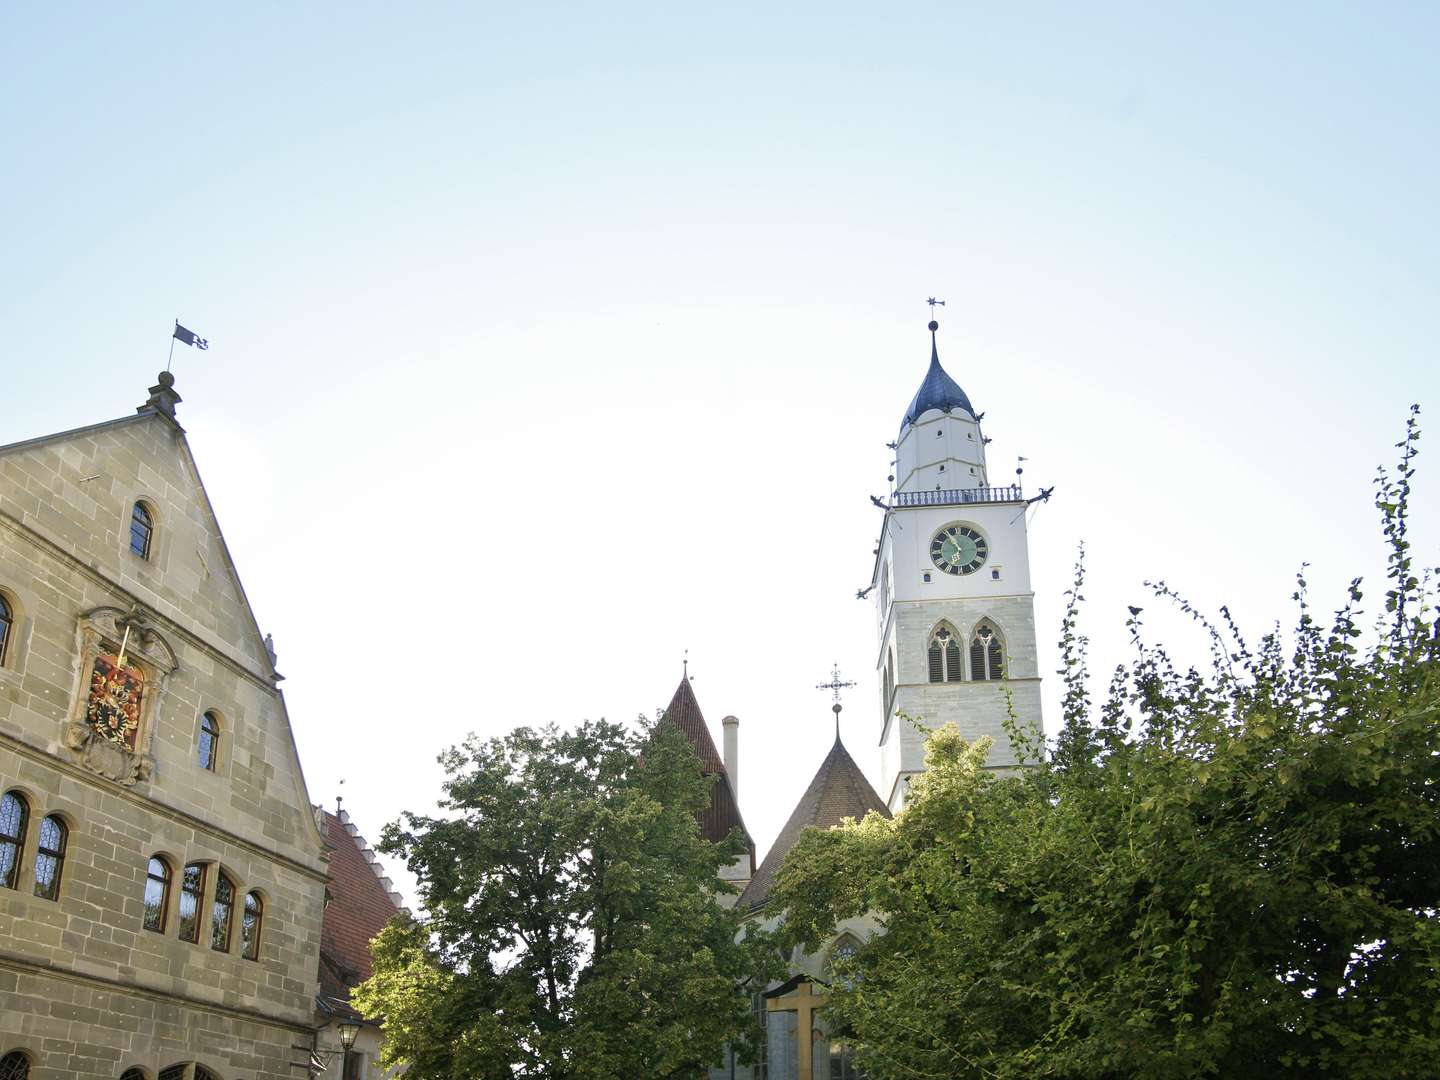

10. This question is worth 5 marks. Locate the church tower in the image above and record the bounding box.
[871,319,1044,811]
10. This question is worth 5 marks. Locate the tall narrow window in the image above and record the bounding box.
[241,891,263,960]
[0,791,28,890]
[178,863,206,943]
[927,626,963,683]
[129,502,153,559]
[211,871,236,951]
[143,856,172,932]
[0,1051,30,1080]
[32,816,66,901]
[198,711,220,771]
[0,594,12,665]
[970,622,1005,681]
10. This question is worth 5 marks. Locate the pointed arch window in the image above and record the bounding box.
[143,856,172,932]
[211,871,236,951]
[32,815,66,901]
[970,621,1005,681]
[0,594,12,665]
[241,890,263,960]
[0,791,28,890]
[927,625,963,683]
[198,711,220,771]
[130,502,154,559]
[120,1070,147,1080]
[0,1051,31,1080]
[178,863,206,943]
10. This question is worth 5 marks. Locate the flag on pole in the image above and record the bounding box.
[173,322,209,350]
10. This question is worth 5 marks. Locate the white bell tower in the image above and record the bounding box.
[871,318,1044,812]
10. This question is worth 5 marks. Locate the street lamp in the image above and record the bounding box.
[338,1018,361,1077]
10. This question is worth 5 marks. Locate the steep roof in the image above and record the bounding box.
[902,334,976,428]
[319,810,404,1019]
[738,736,890,911]
[658,677,754,864]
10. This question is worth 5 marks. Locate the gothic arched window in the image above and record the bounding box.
[927,625,963,683]
[970,621,1005,681]
[144,856,172,932]
[211,872,236,951]
[32,815,66,901]
[130,502,154,559]
[178,863,207,943]
[120,1069,147,1080]
[198,711,220,771]
[0,594,12,665]
[0,1051,30,1080]
[0,791,29,890]
[241,890,263,960]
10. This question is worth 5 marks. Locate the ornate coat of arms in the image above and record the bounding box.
[85,654,145,750]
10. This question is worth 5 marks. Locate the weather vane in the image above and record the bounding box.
[816,663,857,738]
[927,297,945,312]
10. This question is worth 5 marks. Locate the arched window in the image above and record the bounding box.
[926,625,963,683]
[211,871,236,951]
[0,594,12,665]
[198,712,220,771]
[158,1066,186,1080]
[32,815,66,901]
[195,1067,220,1080]
[129,502,154,559]
[970,621,1005,681]
[120,1069,147,1080]
[143,856,171,932]
[241,890,263,960]
[0,791,29,890]
[178,863,207,943]
[0,1051,30,1080]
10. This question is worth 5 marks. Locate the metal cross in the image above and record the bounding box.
[816,663,856,703]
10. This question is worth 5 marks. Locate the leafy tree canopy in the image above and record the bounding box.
[353,718,781,1080]
[772,408,1440,1079]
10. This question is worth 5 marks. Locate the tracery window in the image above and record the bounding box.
[144,856,172,932]
[198,711,220,771]
[0,594,12,665]
[0,1051,30,1080]
[178,863,206,943]
[211,872,236,951]
[158,1066,187,1080]
[120,1068,147,1080]
[241,890,263,960]
[32,815,66,901]
[926,625,963,683]
[130,502,154,559]
[0,791,28,890]
[195,1067,220,1080]
[970,621,1005,681]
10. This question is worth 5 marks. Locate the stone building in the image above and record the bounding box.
[0,374,330,1080]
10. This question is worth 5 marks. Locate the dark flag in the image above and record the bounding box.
[173,322,209,350]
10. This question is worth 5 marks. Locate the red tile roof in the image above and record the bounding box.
[659,677,755,868]
[320,810,403,1017]
[738,736,890,911]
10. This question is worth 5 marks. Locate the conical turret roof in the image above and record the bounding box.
[901,328,976,428]
[738,735,890,910]
[657,676,754,861]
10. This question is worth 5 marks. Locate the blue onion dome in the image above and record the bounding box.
[902,320,976,428]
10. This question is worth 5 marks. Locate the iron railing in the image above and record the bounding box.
[892,484,1023,508]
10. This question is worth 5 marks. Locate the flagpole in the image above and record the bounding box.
[166,319,177,373]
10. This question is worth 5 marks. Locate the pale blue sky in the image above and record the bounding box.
[3,4,1437,879]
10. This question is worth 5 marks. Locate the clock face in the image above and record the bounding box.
[930,524,988,576]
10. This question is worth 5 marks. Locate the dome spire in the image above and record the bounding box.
[901,315,976,428]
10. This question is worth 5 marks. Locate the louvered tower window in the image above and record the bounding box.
[970,622,1005,681]
[927,626,963,683]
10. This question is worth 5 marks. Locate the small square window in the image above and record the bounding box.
[922,572,932,583]
[991,569,1001,580]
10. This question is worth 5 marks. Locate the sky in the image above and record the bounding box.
[2,3,1437,898]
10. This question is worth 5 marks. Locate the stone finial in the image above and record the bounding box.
[138,371,182,419]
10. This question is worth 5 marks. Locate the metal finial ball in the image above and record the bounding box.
[157,371,175,387]
[832,703,843,714]
[928,320,939,332]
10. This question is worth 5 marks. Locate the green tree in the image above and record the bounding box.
[353,719,780,1079]
[772,408,1440,1079]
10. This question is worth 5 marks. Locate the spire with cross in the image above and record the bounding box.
[816,663,857,739]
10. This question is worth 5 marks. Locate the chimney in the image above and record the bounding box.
[721,715,739,799]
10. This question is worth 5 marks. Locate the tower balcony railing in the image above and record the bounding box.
[892,484,1024,508]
